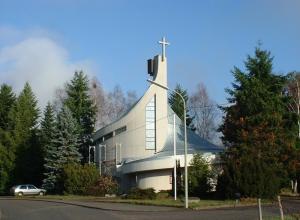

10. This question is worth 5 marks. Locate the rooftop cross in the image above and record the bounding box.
[158,37,170,61]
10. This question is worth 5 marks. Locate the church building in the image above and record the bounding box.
[92,38,222,192]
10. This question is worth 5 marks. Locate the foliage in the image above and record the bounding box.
[64,71,96,163]
[0,84,16,129]
[54,106,82,165]
[41,103,59,191]
[87,175,119,196]
[168,84,195,130]
[218,46,298,199]
[127,187,157,200]
[0,84,16,193]
[11,82,43,186]
[0,129,15,194]
[189,153,213,197]
[59,163,99,195]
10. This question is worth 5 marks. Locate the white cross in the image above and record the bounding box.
[158,37,170,61]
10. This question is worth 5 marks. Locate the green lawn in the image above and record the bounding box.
[22,195,271,209]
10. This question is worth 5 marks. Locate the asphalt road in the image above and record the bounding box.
[0,198,299,220]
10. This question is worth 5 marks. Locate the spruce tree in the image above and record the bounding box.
[40,103,58,191]
[55,106,81,166]
[0,84,16,130]
[0,84,16,193]
[218,47,297,198]
[12,82,43,185]
[64,71,96,163]
[0,129,15,194]
[168,84,195,130]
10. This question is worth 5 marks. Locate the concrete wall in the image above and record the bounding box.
[136,169,172,192]
[93,55,169,165]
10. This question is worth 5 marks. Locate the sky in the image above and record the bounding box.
[1,0,300,108]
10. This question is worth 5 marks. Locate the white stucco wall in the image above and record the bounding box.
[93,55,169,165]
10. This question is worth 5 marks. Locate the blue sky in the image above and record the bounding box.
[1,0,300,107]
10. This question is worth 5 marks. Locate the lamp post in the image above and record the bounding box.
[147,79,189,208]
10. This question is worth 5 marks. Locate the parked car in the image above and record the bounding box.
[10,184,46,196]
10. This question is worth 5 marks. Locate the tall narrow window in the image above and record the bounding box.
[145,96,156,150]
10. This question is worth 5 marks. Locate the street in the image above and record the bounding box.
[0,198,299,220]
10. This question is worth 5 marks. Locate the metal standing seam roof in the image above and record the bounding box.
[123,106,223,165]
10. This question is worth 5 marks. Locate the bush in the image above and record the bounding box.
[59,163,99,195]
[87,175,119,196]
[157,190,172,199]
[127,187,157,200]
[189,153,214,197]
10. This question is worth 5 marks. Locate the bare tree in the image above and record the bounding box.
[285,72,300,193]
[189,83,218,141]
[90,82,138,128]
[106,85,127,122]
[286,72,300,139]
[125,90,138,110]
[52,85,67,113]
[89,77,111,129]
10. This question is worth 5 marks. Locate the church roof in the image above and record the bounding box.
[123,106,223,165]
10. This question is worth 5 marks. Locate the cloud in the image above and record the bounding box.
[0,28,94,109]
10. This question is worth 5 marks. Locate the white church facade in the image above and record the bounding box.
[92,38,222,192]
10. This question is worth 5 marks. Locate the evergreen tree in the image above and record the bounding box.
[0,129,15,194]
[218,47,297,198]
[64,71,96,163]
[40,103,58,191]
[189,154,213,197]
[0,84,16,193]
[12,82,43,185]
[168,84,195,130]
[55,106,81,166]
[0,84,16,129]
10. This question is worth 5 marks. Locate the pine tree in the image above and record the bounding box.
[12,82,43,185]
[64,71,96,163]
[55,106,81,166]
[218,47,297,198]
[40,103,58,191]
[168,84,195,130]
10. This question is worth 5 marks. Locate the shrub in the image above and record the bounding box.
[87,175,119,196]
[189,153,214,197]
[59,163,99,195]
[127,187,157,200]
[157,190,172,199]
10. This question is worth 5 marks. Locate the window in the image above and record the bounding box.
[116,143,122,165]
[115,126,126,135]
[103,132,113,141]
[145,96,156,150]
[28,185,36,189]
[20,185,27,190]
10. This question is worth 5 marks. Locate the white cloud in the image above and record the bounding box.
[0,28,94,109]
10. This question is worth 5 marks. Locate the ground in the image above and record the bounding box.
[0,197,299,220]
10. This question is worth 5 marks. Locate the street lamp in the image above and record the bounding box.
[147,79,189,208]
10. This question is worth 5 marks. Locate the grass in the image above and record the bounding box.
[264,214,300,220]
[16,195,272,209]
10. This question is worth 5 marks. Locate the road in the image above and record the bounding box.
[0,198,299,220]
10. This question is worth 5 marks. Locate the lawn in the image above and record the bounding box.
[21,195,272,209]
